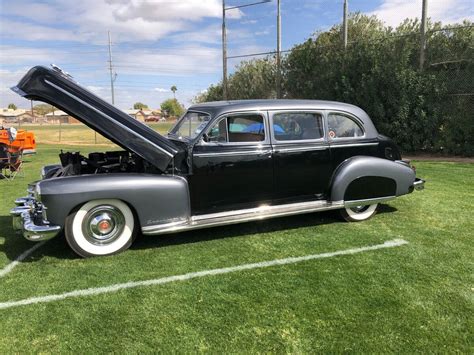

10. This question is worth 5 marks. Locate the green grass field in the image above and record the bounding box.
[16,122,174,145]
[0,143,473,353]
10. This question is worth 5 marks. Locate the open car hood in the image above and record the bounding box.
[11,66,181,172]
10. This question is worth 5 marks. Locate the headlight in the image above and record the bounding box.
[40,167,46,179]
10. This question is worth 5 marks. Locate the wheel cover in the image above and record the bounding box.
[350,205,371,213]
[82,205,125,245]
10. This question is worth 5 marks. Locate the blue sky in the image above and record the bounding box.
[0,0,472,109]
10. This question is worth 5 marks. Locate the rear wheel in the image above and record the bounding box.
[340,204,378,222]
[65,199,137,257]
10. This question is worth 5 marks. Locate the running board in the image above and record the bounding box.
[142,200,344,236]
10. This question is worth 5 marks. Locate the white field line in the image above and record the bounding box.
[0,239,408,310]
[0,241,47,279]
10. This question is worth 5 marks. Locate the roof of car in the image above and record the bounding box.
[189,99,364,116]
[188,99,378,137]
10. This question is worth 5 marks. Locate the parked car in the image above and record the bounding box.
[144,115,161,122]
[10,66,424,257]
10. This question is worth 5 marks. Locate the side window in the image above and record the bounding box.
[273,112,324,141]
[207,118,228,142]
[207,114,265,143]
[327,113,364,139]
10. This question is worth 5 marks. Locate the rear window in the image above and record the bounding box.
[327,113,364,139]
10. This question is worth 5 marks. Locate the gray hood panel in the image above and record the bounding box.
[12,66,180,172]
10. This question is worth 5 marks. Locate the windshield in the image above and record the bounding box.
[169,111,211,140]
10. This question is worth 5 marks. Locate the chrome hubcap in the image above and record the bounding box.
[82,205,125,245]
[350,205,370,213]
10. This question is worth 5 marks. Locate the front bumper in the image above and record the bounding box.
[413,178,425,191]
[10,196,61,241]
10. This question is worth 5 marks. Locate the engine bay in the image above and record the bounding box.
[44,150,160,178]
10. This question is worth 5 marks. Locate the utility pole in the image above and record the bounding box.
[108,30,116,104]
[222,0,271,101]
[343,0,348,49]
[222,1,228,100]
[30,100,35,123]
[276,0,282,99]
[419,0,428,70]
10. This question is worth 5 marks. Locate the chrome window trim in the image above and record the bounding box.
[169,110,212,139]
[45,79,174,158]
[326,111,366,141]
[268,110,326,144]
[197,110,270,146]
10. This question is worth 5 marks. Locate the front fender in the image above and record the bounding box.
[330,156,416,202]
[37,174,190,228]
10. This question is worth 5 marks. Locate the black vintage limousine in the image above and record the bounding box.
[11,66,424,257]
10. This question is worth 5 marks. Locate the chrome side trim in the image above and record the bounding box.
[329,142,378,149]
[274,146,328,153]
[194,150,271,157]
[344,196,395,208]
[141,219,189,233]
[45,79,174,158]
[142,200,344,235]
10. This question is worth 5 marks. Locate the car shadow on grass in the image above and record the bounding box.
[0,205,398,261]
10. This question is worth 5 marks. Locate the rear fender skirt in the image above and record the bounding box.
[330,156,416,202]
[37,174,190,228]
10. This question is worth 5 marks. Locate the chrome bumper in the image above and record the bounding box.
[10,197,61,242]
[413,178,425,191]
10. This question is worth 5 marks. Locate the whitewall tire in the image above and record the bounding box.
[340,204,378,222]
[65,199,137,257]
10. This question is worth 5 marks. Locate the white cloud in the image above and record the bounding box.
[154,88,168,92]
[113,47,221,76]
[369,0,474,27]
[0,46,69,66]
[0,19,85,42]
[86,85,106,93]
[0,0,242,43]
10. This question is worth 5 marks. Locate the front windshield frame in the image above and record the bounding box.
[168,110,212,141]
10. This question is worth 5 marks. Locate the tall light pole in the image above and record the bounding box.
[419,0,428,70]
[343,0,348,49]
[276,0,282,98]
[222,1,228,100]
[222,0,271,100]
[108,30,117,104]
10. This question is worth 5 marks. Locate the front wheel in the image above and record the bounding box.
[65,199,137,257]
[340,204,378,222]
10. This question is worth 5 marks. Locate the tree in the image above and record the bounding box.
[161,98,185,117]
[33,103,55,115]
[7,103,17,110]
[193,58,276,102]
[195,15,473,155]
[170,85,177,99]
[133,102,149,110]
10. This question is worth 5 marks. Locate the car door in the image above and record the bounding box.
[327,111,379,167]
[190,111,273,214]
[270,110,332,201]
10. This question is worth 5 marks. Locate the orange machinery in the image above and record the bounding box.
[0,128,36,154]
